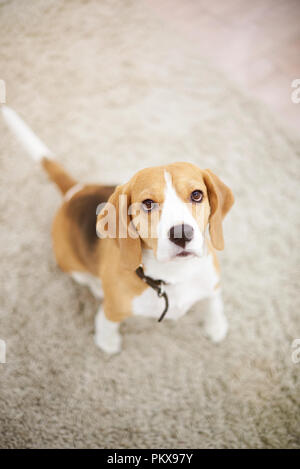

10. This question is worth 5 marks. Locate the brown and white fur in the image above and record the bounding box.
[2,106,234,354]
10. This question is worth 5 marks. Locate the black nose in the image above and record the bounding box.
[168,224,194,248]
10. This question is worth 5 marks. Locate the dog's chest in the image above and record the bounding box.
[132,253,218,320]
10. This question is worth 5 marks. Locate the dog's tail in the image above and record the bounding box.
[1,105,77,195]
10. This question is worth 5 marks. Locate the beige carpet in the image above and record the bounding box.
[0,0,299,449]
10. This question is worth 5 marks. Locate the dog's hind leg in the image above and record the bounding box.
[71,271,103,299]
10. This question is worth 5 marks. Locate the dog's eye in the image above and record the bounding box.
[190,190,203,203]
[142,199,155,212]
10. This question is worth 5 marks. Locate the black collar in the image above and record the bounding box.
[135,265,169,322]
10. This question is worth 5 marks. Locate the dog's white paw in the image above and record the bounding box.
[94,331,122,355]
[94,307,122,354]
[89,284,103,299]
[204,314,228,343]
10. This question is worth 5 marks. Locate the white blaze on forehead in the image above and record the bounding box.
[156,171,204,262]
[163,171,184,224]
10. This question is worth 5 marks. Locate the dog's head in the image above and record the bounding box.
[96,162,234,270]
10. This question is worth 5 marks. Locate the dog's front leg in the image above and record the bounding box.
[94,306,122,355]
[204,289,228,343]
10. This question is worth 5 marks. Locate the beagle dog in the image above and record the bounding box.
[2,106,234,354]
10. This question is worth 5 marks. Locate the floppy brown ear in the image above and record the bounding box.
[203,169,234,250]
[96,183,142,270]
